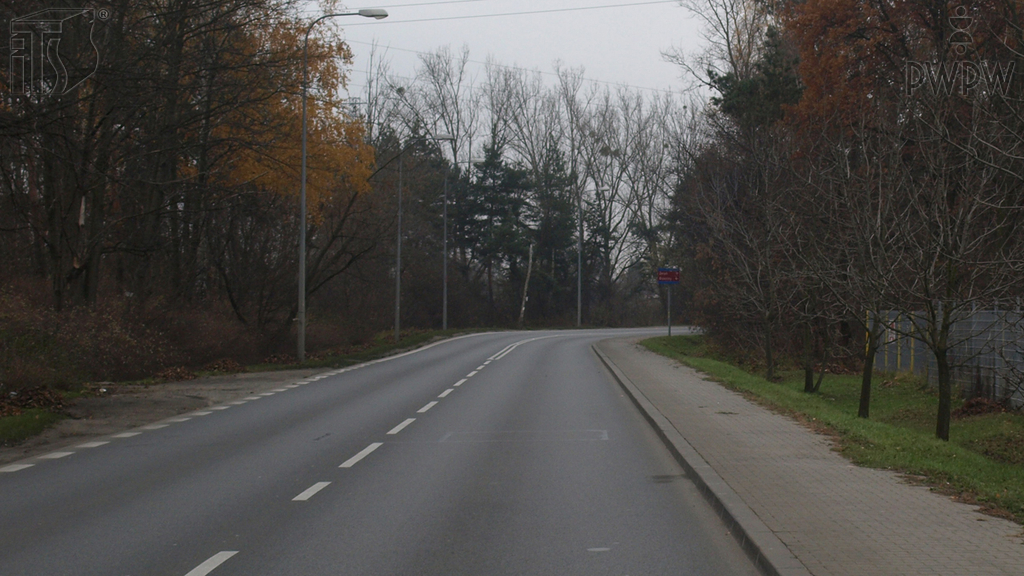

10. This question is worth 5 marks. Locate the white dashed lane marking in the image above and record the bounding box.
[417,401,438,414]
[438,389,453,398]
[292,482,331,501]
[113,432,141,438]
[453,378,467,387]
[142,424,169,430]
[184,551,238,576]
[0,464,34,473]
[340,443,383,468]
[77,441,108,448]
[466,371,478,377]
[387,418,416,435]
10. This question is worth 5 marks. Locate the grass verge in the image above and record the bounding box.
[1,329,486,445]
[0,409,64,446]
[642,335,1024,525]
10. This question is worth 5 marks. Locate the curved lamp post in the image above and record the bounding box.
[298,8,388,363]
[394,133,454,342]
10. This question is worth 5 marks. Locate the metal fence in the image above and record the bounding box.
[874,306,1024,408]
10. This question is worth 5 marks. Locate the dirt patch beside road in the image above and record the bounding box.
[0,368,328,466]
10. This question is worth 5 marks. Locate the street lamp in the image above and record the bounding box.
[444,156,483,331]
[394,133,454,342]
[298,8,388,363]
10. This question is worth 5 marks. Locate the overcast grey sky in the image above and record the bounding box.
[328,0,705,98]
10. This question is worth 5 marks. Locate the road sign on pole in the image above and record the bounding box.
[658,267,680,336]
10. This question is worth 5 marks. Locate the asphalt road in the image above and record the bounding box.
[0,329,758,576]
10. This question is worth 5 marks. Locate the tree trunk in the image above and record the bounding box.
[859,344,877,418]
[935,348,952,441]
[764,320,776,381]
[803,323,815,393]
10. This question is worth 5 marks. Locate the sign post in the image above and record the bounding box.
[657,267,680,336]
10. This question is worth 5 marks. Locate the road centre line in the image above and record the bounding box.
[244,396,262,401]
[387,418,416,435]
[340,443,383,468]
[293,482,331,501]
[466,371,478,377]
[259,392,276,396]
[488,343,516,360]
[184,551,238,576]
[168,417,192,422]
[210,406,231,410]
[141,424,169,430]
[271,388,288,392]
[192,411,212,416]
[77,441,109,448]
[228,401,247,405]
[418,401,438,413]
[38,452,74,459]
[0,464,34,472]
[476,365,486,370]
[453,378,467,387]
[438,389,453,398]
[113,432,141,438]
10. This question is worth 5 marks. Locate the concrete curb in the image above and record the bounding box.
[593,342,812,576]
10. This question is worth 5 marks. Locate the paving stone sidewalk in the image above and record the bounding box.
[597,337,1024,576]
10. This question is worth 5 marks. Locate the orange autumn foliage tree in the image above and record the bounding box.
[781,0,1024,440]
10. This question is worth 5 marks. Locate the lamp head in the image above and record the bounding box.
[358,8,388,19]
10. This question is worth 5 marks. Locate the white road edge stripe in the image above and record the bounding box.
[438,389,453,398]
[0,464,33,472]
[77,441,109,448]
[340,442,383,468]
[184,551,238,576]
[387,418,416,435]
[293,482,331,501]
[417,401,438,413]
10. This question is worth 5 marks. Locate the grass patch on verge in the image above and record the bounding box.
[244,329,486,373]
[642,335,1024,525]
[0,409,64,445]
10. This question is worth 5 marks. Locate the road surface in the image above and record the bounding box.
[0,329,758,575]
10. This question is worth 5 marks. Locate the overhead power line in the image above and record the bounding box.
[345,39,681,95]
[344,0,680,26]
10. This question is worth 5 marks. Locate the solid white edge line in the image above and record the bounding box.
[340,442,383,468]
[417,401,438,413]
[0,464,33,472]
[438,389,453,398]
[387,418,416,435]
[293,481,331,501]
[184,551,239,576]
[453,378,467,387]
